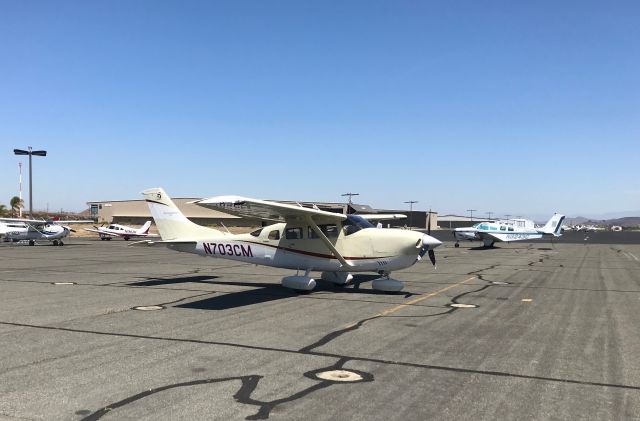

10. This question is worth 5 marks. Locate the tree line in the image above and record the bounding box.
[0,196,24,217]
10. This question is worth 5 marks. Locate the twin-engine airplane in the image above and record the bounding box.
[0,217,91,246]
[453,214,565,248]
[139,188,442,292]
[84,221,159,241]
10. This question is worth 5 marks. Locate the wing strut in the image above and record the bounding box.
[305,216,352,268]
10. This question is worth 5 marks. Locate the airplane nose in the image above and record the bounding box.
[422,234,442,250]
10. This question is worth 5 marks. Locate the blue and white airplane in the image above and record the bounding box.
[453,214,565,248]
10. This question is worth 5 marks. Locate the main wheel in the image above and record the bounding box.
[454,242,460,248]
[52,240,59,246]
[59,241,64,246]
[29,240,35,246]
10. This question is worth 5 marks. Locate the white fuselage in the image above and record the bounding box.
[454,219,542,244]
[5,224,69,241]
[96,224,142,239]
[168,222,431,273]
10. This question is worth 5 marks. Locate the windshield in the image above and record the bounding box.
[343,214,374,235]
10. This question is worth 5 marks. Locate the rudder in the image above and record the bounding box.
[142,187,224,240]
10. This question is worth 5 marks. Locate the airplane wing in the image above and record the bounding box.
[358,214,406,221]
[193,196,347,223]
[83,227,119,237]
[194,195,350,267]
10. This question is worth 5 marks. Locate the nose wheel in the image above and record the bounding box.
[455,241,460,248]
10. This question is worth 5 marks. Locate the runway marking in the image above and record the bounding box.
[377,276,477,318]
[624,252,639,262]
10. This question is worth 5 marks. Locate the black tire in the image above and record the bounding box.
[454,243,460,248]
[59,241,64,246]
[29,240,35,246]
[52,240,59,246]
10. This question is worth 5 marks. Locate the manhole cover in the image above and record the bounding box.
[52,282,76,285]
[316,370,363,382]
[449,303,477,308]
[132,305,164,311]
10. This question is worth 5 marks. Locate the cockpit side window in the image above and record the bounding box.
[308,224,339,239]
[250,228,262,237]
[342,215,374,236]
[500,226,506,231]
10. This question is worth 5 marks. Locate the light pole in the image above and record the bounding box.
[404,200,418,228]
[486,211,493,221]
[341,192,359,204]
[467,209,477,222]
[14,147,47,218]
[341,192,359,214]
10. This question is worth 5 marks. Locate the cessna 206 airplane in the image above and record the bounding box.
[0,217,90,246]
[453,214,565,248]
[140,188,442,292]
[84,221,159,240]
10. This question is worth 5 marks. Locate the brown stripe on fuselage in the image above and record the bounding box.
[242,240,393,261]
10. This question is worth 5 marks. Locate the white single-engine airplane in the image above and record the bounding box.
[453,214,565,248]
[84,221,159,241]
[139,188,442,292]
[0,217,91,246]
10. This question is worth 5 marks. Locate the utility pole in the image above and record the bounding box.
[14,147,47,218]
[486,211,493,221]
[404,200,418,228]
[18,162,23,218]
[467,209,477,222]
[341,192,359,204]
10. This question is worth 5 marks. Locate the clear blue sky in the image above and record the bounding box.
[1,1,638,219]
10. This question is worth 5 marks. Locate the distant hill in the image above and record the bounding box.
[566,216,640,228]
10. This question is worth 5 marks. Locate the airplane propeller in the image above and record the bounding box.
[417,211,440,268]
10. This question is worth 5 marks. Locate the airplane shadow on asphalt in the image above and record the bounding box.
[127,274,410,311]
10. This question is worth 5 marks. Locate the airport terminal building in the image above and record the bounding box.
[87,198,439,230]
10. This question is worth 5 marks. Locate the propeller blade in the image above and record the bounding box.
[428,249,436,268]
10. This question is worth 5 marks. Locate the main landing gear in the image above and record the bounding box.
[52,240,64,246]
[280,270,404,293]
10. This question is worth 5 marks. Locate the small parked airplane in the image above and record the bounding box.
[84,221,159,241]
[0,217,91,246]
[453,214,565,248]
[138,187,442,292]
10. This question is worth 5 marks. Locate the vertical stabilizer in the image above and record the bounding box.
[540,214,565,236]
[137,221,152,235]
[141,188,224,240]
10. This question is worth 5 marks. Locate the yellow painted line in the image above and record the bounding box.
[340,276,477,330]
[377,276,477,317]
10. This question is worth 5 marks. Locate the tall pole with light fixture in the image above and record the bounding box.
[14,147,47,218]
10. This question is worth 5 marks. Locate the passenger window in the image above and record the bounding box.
[508,227,514,232]
[308,227,318,239]
[285,227,303,239]
[268,230,280,240]
[250,228,262,237]
[500,226,506,231]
